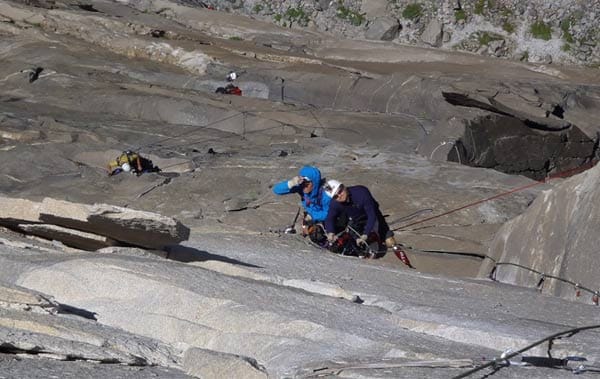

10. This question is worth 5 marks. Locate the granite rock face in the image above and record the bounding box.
[481,162,600,303]
[0,0,599,377]
[183,348,267,379]
[438,82,599,179]
[447,114,595,180]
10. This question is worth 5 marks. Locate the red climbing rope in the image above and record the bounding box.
[393,160,598,231]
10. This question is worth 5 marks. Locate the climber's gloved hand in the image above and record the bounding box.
[356,234,368,247]
[326,233,336,243]
[287,176,304,189]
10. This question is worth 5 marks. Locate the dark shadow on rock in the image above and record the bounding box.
[371,251,387,259]
[164,245,262,268]
[56,303,97,320]
[29,67,43,83]
[447,114,594,180]
[77,4,100,12]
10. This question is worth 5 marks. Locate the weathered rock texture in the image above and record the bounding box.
[18,224,118,251]
[194,0,600,66]
[437,81,599,179]
[365,16,401,41]
[0,307,182,368]
[0,283,57,314]
[0,197,42,224]
[448,114,595,180]
[7,234,600,379]
[480,162,600,303]
[0,197,190,250]
[441,83,572,132]
[183,348,267,379]
[0,0,599,377]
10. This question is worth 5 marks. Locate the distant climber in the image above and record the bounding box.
[22,67,43,83]
[323,179,413,266]
[226,71,237,82]
[108,150,160,177]
[272,166,331,245]
[216,70,244,95]
[215,83,242,96]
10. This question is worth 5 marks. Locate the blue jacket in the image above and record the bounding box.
[325,185,383,235]
[272,166,331,222]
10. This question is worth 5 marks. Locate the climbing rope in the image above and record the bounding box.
[489,261,600,305]
[398,244,599,305]
[133,104,330,154]
[452,324,600,378]
[393,160,598,232]
[135,111,244,151]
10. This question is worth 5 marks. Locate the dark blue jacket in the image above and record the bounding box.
[325,185,382,235]
[272,166,331,222]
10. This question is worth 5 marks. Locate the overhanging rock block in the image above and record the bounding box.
[0,197,41,226]
[39,198,190,249]
[17,224,117,251]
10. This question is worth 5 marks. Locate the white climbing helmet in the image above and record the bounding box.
[121,162,132,172]
[325,179,343,198]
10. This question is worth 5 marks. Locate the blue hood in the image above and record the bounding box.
[299,165,322,200]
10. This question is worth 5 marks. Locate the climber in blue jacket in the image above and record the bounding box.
[272,165,331,222]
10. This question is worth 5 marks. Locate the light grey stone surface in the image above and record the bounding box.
[0,1,599,378]
[183,347,267,378]
[421,18,443,47]
[360,0,389,20]
[365,17,401,41]
[0,282,57,314]
[0,353,192,379]
[482,162,600,303]
[0,197,41,224]
[2,234,598,378]
[0,306,182,368]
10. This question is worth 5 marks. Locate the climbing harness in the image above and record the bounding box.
[344,224,379,259]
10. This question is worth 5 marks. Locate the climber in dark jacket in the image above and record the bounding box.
[323,180,413,266]
[324,181,392,247]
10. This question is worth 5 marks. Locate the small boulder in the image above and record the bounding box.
[421,18,443,47]
[365,17,401,41]
[316,0,331,11]
[360,0,389,19]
